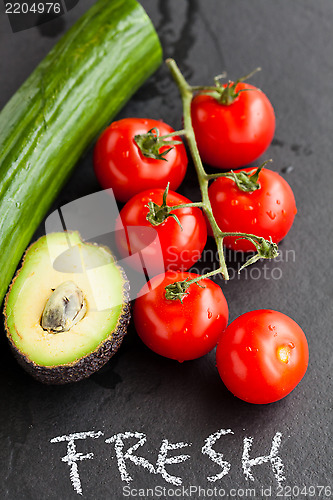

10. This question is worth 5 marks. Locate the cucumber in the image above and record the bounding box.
[0,0,162,304]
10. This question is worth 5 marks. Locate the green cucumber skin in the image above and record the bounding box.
[0,0,162,304]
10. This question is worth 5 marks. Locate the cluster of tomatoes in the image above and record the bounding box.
[93,72,308,405]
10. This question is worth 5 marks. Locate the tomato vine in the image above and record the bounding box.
[160,59,279,299]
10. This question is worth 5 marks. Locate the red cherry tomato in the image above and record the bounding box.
[216,309,309,404]
[134,271,229,361]
[208,168,297,252]
[191,83,275,169]
[116,189,207,274]
[93,118,188,203]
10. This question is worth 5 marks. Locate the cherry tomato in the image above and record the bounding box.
[93,118,188,202]
[191,82,275,169]
[216,309,309,404]
[116,189,207,274]
[208,168,297,252]
[134,271,229,361]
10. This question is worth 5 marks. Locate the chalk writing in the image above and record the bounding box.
[50,431,103,495]
[105,432,155,482]
[50,429,286,495]
[201,428,233,482]
[242,432,285,484]
[156,439,191,486]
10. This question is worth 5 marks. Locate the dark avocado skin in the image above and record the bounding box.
[4,240,131,385]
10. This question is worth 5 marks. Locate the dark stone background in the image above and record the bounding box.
[0,1,332,499]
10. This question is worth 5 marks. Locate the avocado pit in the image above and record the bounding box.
[41,280,87,333]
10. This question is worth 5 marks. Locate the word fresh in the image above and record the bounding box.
[50,429,285,495]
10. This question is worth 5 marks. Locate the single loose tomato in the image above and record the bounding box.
[134,271,229,361]
[116,188,207,274]
[93,118,188,202]
[216,310,309,404]
[208,167,297,252]
[191,82,275,169]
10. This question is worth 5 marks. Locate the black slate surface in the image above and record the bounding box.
[0,1,332,499]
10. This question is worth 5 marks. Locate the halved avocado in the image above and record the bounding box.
[4,232,130,384]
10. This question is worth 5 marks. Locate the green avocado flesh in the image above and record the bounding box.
[5,232,128,369]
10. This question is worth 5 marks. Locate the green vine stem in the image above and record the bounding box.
[162,58,279,299]
[166,58,229,280]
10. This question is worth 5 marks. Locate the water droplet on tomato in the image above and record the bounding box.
[266,210,276,220]
[268,324,278,336]
[231,199,239,206]
[123,150,130,158]
[207,309,213,319]
[276,200,281,204]
[282,209,286,216]
[244,205,254,211]
[288,342,295,349]
[251,218,257,225]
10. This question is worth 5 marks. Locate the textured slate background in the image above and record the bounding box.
[0,1,332,499]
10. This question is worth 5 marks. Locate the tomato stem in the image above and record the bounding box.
[145,182,204,229]
[190,67,261,105]
[186,266,224,285]
[134,127,183,161]
[205,159,272,192]
[169,202,205,210]
[158,129,187,139]
[164,269,223,302]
